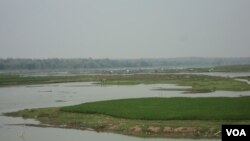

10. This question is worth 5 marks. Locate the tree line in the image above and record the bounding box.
[0,57,250,70]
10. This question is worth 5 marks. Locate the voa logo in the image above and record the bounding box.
[226,129,246,136]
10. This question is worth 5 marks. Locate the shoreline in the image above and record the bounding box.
[5,96,250,139]
[4,108,221,139]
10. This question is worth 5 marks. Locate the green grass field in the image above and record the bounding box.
[61,97,250,120]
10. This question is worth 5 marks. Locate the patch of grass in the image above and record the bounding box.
[212,64,250,72]
[0,74,97,86]
[61,97,250,120]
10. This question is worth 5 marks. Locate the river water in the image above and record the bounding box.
[178,72,250,78]
[2,80,249,141]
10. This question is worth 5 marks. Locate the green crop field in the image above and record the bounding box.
[61,97,250,120]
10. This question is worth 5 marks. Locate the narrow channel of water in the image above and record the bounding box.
[178,72,250,78]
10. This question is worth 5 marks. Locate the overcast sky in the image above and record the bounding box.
[0,0,250,59]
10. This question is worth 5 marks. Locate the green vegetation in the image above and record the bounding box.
[0,74,95,86]
[93,74,250,92]
[212,64,250,72]
[1,74,250,93]
[6,97,250,138]
[61,97,250,120]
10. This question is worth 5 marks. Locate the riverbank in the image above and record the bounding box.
[1,74,250,93]
[5,97,250,138]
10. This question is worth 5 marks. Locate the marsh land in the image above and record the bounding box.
[1,64,250,139]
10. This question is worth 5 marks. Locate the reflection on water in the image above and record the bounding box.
[0,82,240,141]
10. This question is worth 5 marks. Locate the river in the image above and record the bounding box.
[2,81,248,141]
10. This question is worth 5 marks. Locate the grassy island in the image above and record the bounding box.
[61,97,250,120]
[5,97,250,138]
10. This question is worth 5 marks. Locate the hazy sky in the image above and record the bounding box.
[0,0,250,59]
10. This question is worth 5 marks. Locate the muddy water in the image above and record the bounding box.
[0,82,239,141]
